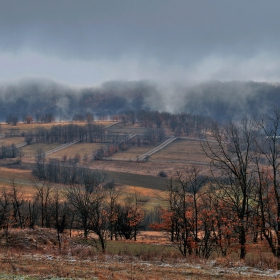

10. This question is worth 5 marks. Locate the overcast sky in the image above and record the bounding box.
[1,0,280,86]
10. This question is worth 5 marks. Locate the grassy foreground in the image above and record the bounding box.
[0,228,279,279]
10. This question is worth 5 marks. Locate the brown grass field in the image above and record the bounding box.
[150,138,211,163]
[1,122,70,134]
[20,143,61,157]
[0,228,279,279]
[47,142,107,160]
[107,122,149,135]
[0,166,166,209]
[109,144,156,160]
[0,137,25,146]
[0,120,114,135]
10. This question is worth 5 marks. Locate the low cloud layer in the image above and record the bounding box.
[0,79,279,122]
[1,1,280,85]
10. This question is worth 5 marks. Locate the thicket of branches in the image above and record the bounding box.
[152,110,280,260]
[24,123,107,144]
[0,144,18,159]
[0,177,149,252]
[115,110,212,137]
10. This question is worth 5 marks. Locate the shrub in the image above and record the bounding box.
[158,171,167,177]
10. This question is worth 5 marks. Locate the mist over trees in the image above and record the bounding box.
[0,79,280,122]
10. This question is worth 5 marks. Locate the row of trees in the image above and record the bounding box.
[6,113,55,126]
[6,109,212,139]
[152,110,280,260]
[24,123,106,144]
[0,144,18,159]
[119,110,213,137]
[0,177,148,252]
[24,123,165,146]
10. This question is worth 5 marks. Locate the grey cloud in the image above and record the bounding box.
[1,0,280,62]
[1,1,280,86]
[1,78,280,123]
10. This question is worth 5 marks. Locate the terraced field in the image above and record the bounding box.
[45,142,106,160]
[109,144,155,161]
[150,138,211,163]
[21,143,61,157]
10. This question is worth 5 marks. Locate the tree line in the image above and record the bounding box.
[22,122,166,146]
[0,176,152,252]
[0,144,18,159]
[24,123,107,144]
[5,109,213,139]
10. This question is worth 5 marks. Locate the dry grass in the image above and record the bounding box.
[0,167,33,181]
[21,143,60,157]
[1,122,65,133]
[121,185,163,198]
[117,185,165,210]
[0,166,165,210]
[0,167,41,198]
[0,137,25,146]
[0,121,113,137]
[0,166,68,199]
[110,144,155,160]
[151,138,211,163]
[47,142,106,160]
[0,228,277,279]
[108,122,148,134]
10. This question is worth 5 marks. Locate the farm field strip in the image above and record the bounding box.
[21,143,61,157]
[46,142,107,160]
[0,164,167,193]
[138,136,177,161]
[104,121,121,129]
[150,138,212,163]
[0,137,25,146]
[103,169,167,191]
[0,121,113,132]
[44,138,81,156]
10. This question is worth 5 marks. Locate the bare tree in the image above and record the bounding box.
[66,171,108,252]
[0,188,11,233]
[115,190,146,241]
[9,180,26,229]
[106,181,120,240]
[202,119,256,259]
[49,188,68,253]
[32,179,52,228]
[255,109,280,257]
